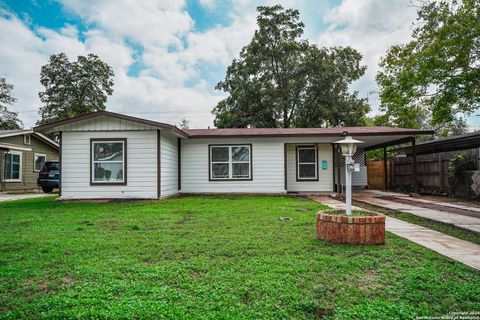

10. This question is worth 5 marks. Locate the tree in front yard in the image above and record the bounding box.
[212,5,369,128]
[0,77,23,130]
[376,0,480,135]
[37,53,115,125]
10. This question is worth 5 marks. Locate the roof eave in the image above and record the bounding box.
[33,111,190,138]
[187,129,434,139]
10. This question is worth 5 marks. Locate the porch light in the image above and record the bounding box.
[334,136,364,216]
[336,136,363,156]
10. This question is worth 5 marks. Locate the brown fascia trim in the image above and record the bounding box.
[33,111,433,140]
[33,111,190,138]
[187,130,434,139]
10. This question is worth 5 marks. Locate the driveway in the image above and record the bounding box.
[354,190,480,234]
[0,193,53,202]
[310,194,480,270]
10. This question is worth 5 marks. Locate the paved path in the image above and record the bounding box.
[353,192,480,234]
[0,193,52,202]
[309,195,480,270]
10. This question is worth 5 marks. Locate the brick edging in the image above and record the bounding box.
[316,210,385,244]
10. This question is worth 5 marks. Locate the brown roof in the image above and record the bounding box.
[33,111,189,138]
[184,127,433,138]
[33,111,433,139]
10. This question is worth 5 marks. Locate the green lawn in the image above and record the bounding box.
[0,196,479,319]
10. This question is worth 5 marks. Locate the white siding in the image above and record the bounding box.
[61,130,158,199]
[338,150,368,187]
[181,138,285,193]
[286,144,334,192]
[58,116,156,132]
[160,132,179,197]
[181,137,336,194]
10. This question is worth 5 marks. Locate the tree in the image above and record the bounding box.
[38,53,114,125]
[376,0,480,133]
[178,118,190,130]
[0,77,23,130]
[212,5,369,128]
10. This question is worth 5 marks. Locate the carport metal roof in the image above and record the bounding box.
[394,131,480,156]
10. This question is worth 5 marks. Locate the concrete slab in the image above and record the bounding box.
[0,193,52,202]
[354,193,480,234]
[386,217,480,270]
[308,195,362,211]
[410,198,480,213]
[309,195,480,270]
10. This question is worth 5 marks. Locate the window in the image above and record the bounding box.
[3,151,22,182]
[296,146,318,181]
[91,139,126,185]
[23,134,31,145]
[209,145,251,180]
[34,154,46,172]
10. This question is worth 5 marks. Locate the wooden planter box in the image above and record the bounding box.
[316,210,385,245]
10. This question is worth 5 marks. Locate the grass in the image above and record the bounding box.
[325,210,378,216]
[353,200,480,246]
[0,195,479,319]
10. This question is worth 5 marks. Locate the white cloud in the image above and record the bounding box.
[58,0,193,48]
[199,0,217,9]
[0,0,423,129]
[318,0,417,113]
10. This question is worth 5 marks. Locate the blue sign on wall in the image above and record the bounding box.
[322,160,328,170]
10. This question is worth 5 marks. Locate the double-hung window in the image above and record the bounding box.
[91,139,126,185]
[210,145,252,180]
[3,151,22,182]
[296,146,318,181]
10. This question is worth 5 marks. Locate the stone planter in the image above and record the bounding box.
[316,210,385,245]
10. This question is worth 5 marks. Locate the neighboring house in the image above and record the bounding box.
[33,111,431,200]
[0,130,59,192]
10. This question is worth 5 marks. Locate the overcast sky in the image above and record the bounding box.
[2,0,474,129]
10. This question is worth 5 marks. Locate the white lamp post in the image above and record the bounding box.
[334,136,364,215]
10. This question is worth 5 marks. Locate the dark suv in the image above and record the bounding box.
[37,161,60,193]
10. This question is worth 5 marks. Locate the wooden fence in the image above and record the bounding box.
[367,160,391,190]
[393,155,449,191]
[367,149,479,195]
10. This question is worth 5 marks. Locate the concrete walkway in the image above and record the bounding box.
[353,191,480,234]
[0,193,52,202]
[309,195,480,270]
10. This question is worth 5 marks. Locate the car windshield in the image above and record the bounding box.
[43,162,59,171]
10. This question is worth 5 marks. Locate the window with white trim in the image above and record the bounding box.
[91,140,126,184]
[210,145,251,180]
[23,134,31,145]
[34,154,46,172]
[297,146,318,180]
[3,151,22,182]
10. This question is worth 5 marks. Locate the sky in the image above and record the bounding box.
[1,0,476,129]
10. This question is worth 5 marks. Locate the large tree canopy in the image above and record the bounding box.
[212,5,369,128]
[376,0,480,134]
[38,53,114,125]
[0,77,23,130]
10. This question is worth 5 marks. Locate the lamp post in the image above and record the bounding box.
[334,136,364,215]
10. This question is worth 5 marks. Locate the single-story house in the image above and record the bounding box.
[33,111,432,200]
[0,130,59,192]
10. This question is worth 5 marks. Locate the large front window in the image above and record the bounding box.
[3,151,22,182]
[297,146,318,181]
[210,145,251,180]
[91,139,126,184]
